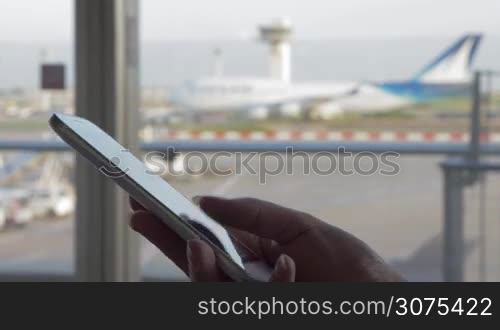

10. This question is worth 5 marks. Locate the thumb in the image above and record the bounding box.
[187,239,226,282]
[269,254,296,282]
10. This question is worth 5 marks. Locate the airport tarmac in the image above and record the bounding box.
[1,155,500,281]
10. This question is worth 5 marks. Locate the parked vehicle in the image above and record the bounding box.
[28,187,75,219]
[0,188,33,228]
[0,185,74,230]
[6,196,33,225]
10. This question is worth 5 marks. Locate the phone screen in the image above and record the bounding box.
[50,114,244,269]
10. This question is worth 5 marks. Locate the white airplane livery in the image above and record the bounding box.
[169,19,482,119]
[171,77,359,119]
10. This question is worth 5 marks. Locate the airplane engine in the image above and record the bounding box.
[248,107,269,120]
[312,102,344,120]
[279,102,301,118]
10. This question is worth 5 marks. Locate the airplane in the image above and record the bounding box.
[168,33,482,120]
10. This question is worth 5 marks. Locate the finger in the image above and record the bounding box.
[129,196,145,211]
[269,254,296,282]
[199,196,314,244]
[187,239,226,282]
[227,228,282,266]
[130,210,188,273]
[259,238,282,265]
[226,228,262,261]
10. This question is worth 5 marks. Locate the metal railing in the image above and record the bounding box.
[2,139,500,155]
[441,70,500,281]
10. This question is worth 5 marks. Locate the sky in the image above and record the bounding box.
[0,0,499,42]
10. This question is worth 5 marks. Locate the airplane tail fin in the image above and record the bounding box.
[413,34,482,83]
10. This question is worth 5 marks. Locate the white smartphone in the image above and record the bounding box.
[49,113,271,282]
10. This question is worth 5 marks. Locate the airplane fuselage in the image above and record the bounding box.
[171,78,472,115]
[171,78,357,112]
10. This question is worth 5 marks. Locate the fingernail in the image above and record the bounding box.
[269,254,294,282]
[276,255,288,272]
[278,254,295,277]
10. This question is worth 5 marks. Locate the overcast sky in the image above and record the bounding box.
[1,0,499,42]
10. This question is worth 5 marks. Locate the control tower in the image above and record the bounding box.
[259,18,292,83]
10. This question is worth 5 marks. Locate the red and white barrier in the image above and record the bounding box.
[161,130,500,143]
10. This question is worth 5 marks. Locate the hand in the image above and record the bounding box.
[129,196,403,282]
